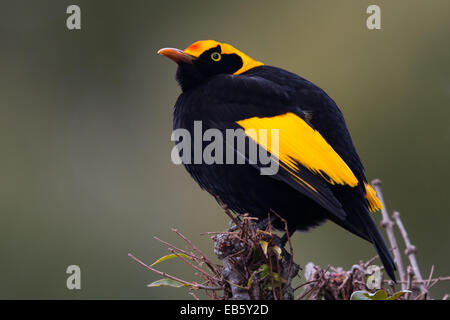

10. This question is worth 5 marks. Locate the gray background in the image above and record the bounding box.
[0,0,449,299]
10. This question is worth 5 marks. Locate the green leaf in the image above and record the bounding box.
[247,272,255,289]
[387,290,411,300]
[257,264,270,278]
[226,280,247,289]
[273,246,282,259]
[150,253,191,266]
[350,289,411,300]
[369,290,389,300]
[256,230,272,236]
[271,272,286,284]
[147,278,190,288]
[263,273,285,291]
[260,241,269,257]
[350,291,373,300]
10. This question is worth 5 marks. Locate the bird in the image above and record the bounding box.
[158,40,396,281]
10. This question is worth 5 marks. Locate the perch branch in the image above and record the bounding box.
[392,210,428,297]
[371,179,407,289]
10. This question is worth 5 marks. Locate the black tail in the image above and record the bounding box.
[359,213,397,282]
[330,187,397,281]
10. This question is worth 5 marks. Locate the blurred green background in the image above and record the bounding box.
[0,0,449,299]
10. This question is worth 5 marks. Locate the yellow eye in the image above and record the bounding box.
[211,52,221,61]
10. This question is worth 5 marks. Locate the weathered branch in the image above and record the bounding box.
[371,179,407,289]
[392,210,428,297]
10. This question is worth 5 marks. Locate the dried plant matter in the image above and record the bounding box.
[130,180,449,300]
[130,213,300,300]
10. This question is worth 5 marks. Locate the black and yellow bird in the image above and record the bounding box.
[158,40,396,280]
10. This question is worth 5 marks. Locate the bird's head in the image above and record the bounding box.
[158,40,263,91]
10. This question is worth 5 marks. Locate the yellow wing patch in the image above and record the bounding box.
[365,183,383,212]
[236,112,359,187]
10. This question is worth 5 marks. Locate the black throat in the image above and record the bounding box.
[176,63,206,92]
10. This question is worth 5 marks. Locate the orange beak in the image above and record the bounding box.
[157,48,196,64]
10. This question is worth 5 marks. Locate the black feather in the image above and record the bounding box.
[171,62,396,281]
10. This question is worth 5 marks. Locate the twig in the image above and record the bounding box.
[200,231,240,235]
[297,285,316,300]
[371,179,407,288]
[275,250,283,299]
[383,276,450,284]
[128,253,223,291]
[167,248,221,282]
[429,278,446,290]
[405,266,414,299]
[266,215,278,300]
[294,280,319,291]
[154,235,220,278]
[171,228,220,276]
[426,265,435,289]
[154,235,220,299]
[172,228,208,259]
[215,196,242,229]
[270,209,294,280]
[153,236,197,260]
[189,292,200,300]
[392,211,428,298]
[363,254,380,268]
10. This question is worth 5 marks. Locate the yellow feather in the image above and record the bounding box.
[236,112,359,187]
[365,183,383,212]
[184,40,263,75]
